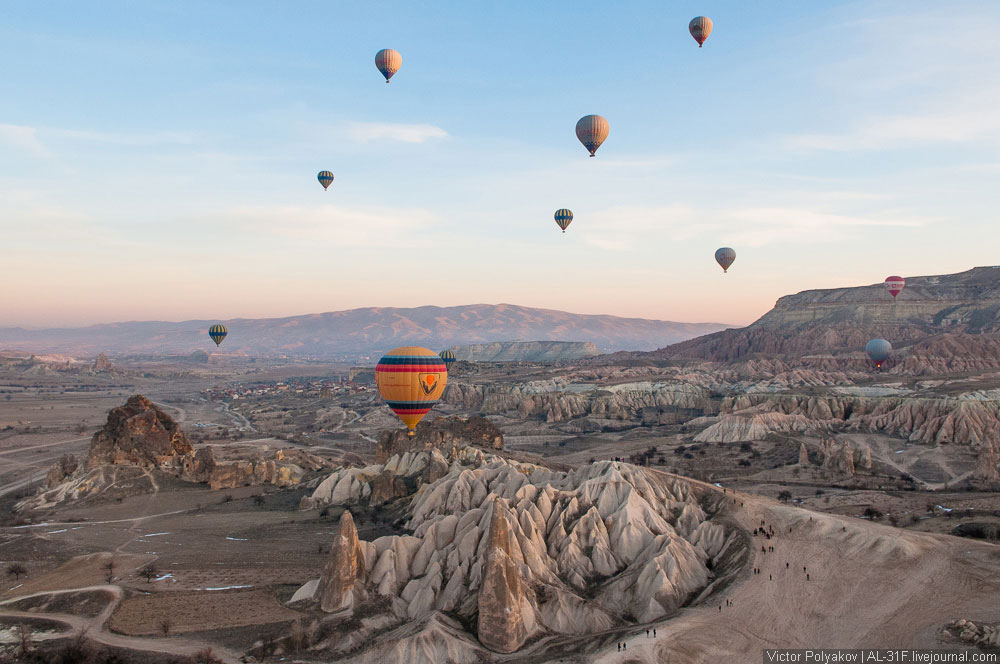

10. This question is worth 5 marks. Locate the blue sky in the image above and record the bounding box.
[2,1,999,327]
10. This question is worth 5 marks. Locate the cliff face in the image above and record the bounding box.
[653,267,1000,361]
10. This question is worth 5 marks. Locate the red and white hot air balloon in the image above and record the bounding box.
[884,276,905,299]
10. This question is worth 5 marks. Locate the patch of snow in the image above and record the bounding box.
[225,537,248,541]
[895,450,906,454]
[155,573,174,582]
[936,505,952,512]
[203,585,253,591]
[144,532,169,537]
[47,529,67,534]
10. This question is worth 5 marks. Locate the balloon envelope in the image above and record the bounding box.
[439,350,456,368]
[884,276,905,299]
[554,209,573,232]
[715,247,736,272]
[375,49,402,83]
[865,339,892,367]
[376,347,447,436]
[208,324,227,347]
[576,115,609,157]
[317,171,334,190]
[689,16,713,47]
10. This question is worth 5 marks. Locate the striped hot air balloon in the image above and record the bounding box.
[866,339,892,368]
[689,16,713,47]
[715,247,736,273]
[554,209,573,233]
[576,115,609,157]
[317,171,334,190]
[439,349,456,369]
[884,276,905,299]
[375,49,402,83]
[208,324,227,347]
[376,347,447,436]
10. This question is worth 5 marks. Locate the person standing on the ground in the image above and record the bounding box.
[618,642,621,652]
[646,628,649,637]
[654,629,657,637]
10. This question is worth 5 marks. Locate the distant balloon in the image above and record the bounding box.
[439,349,456,369]
[689,16,713,47]
[375,49,402,83]
[715,247,736,273]
[375,346,447,436]
[554,209,574,233]
[208,324,227,347]
[884,276,905,299]
[317,171,334,191]
[865,338,892,368]
[576,115,609,157]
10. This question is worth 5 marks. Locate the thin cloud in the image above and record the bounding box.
[223,204,438,247]
[348,122,448,143]
[0,124,50,158]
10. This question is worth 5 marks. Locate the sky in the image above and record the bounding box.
[2,1,1000,328]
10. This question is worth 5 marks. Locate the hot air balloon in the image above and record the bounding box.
[317,171,334,191]
[208,324,227,347]
[554,209,573,233]
[576,115,609,157]
[689,16,713,47]
[375,49,402,83]
[439,349,456,369]
[865,338,892,368]
[375,347,447,436]
[715,247,736,273]
[885,276,905,299]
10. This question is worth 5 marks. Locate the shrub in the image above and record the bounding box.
[777,490,793,503]
[6,562,27,580]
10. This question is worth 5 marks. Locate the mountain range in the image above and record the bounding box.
[638,266,1000,362]
[0,304,729,359]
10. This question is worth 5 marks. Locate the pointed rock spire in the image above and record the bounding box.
[477,500,529,653]
[318,510,365,612]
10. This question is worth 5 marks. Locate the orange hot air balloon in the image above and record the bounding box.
[576,115,609,157]
[375,346,448,436]
[689,16,713,47]
[375,49,402,83]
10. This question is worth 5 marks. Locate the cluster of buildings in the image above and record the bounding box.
[205,375,373,402]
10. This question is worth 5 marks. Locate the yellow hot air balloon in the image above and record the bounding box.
[375,346,448,436]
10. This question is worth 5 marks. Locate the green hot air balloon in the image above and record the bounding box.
[208,324,227,347]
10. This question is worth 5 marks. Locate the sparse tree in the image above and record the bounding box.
[17,623,33,657]
[6,562,27,580]
[815,489,825,496]
[104,559,114,583]
[253,494,266,507]
[160,617,172,636]
[223,494,234,503]
[778,490,793,503]
[862,506,883,520]
[139,565,159,583]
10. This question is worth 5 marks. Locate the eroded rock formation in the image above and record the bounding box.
[317,510,366,612]
[477,500,532,652]
[86,395,193,469]
[376,415,503,463]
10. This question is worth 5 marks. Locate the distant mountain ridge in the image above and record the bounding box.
[0,304,729,359]
[641,266,1000,362]
[450,341,600,362]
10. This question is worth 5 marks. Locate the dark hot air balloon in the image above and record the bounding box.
[439,349,456,369]
[865,338,892,368]
[376,347,447,436]
[715,247,736,273]
[208,324,227,347]
[554,209,573,233]
[317,171,334,190]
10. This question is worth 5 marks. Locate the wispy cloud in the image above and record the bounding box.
[721,207,927,247]
[223,204,438,247]
[0,124,50,158]
[785,106,1000,152]
[348,122,448,143]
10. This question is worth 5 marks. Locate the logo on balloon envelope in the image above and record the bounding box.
[418,373,441,395]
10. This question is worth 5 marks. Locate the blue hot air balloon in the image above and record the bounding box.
[208,324,228,347]
[439,349,456,369]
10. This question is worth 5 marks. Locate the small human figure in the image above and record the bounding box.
[769,574,772,580]
[623,643,627,651]
[803,566,807,573]
[719,605,722,612]
[786,562,789,569]
[807,573,810,580]
[654,629,657,637]
[618,643,621,652]
[646,628,650,637]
